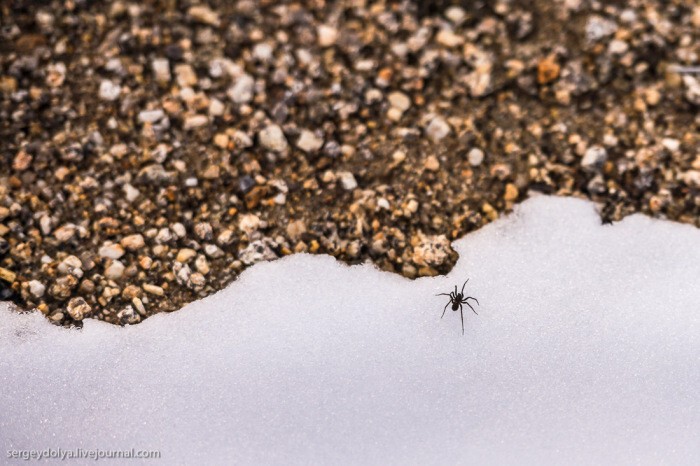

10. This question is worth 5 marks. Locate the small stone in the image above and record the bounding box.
[195,255,210,275]
[13,151,33,171]
[468,148,485,166]
[581,145,608,170]
[172,223,187,238]
[99,243,125,259]
[412,234,453,268]
[425,117,451,142]
[176,248,197,263]
[227,74,255,104]
[585,16,617,43]
[424,155,440,171]
[209,98,225,116]
[0,267,16,283]
[338,171,358,191]
[286,220,306,240]
[436,28,464,47]
[57,255,83,277]
[204,244,224,259]
[239,239,278,265]
[682,76,700,105]
[392,150,406,164]
[661,138,680,153]
[143,283,164,296]
[252,43,274,62]
[132,297,146,316]
[138,109,165,124]
[152,58,171,83]
[53,224,76,242]
[123,183,140,202]
[117,305,141,325]
[537,55,560,84]
[239,214,260,234]
[317,25,338,47]
[504,183,519,201]
[66,297,91,320]
[174,64,197,88]
[217,229,236,246]
[296,130,324,153]
[188,272,206,288]
[680,170,700,188]
[183,114,208,130]
[98,80,121,101]
[388,92,411,112]
[28,280,45,298]
[104,260,125,279]
[120,234,145,251]
[155,228,172,244]
[259,125,288,152]
[194,222,213,241]
[188,5,220,26]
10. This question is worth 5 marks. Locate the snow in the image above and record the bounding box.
[1,196,698,465]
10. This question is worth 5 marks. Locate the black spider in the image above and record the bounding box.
[436,279,479,335]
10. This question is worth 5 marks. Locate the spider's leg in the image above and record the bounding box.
[436,293,451,297]
[459,304,464,335]
[461,279,469,295]
[464,296,480,306]
[464,301,478,315]
[454,285,458,296]
[441,302,449,319]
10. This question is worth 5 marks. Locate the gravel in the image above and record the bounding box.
[1,0,698,326]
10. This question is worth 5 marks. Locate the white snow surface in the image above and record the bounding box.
[1,196,699,465]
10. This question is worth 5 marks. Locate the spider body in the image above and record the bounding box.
[436,279,479,334]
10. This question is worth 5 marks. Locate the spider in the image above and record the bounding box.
[436,279,479,334]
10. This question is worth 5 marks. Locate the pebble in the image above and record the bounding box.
[0,267,16,283]
[152,58,171,83]
[338,171,358,191]
[175,64,197,88]
[537,55,560,84]
[227,74,255,104]
[120,234,145,251]
[195,255,210,275]
[388,92,411,112]
[138,109,166,124]
[412,234,452,268]
[98,80,121,101]
[258,125,288,152]
[585,16,617,43]
[187,5,220,26]
[104,260,125,279]
[424,155,440,171]
[317,25,338,47]
[661,138,680,153]
[239,239,278,265]
[504,183,519,201]
[204,244,224,258]
[425,117,451,142]
[28,280,46,298]
[176,248,197,263]
[296,130,324,153]
[99,243,125,259]
[142,283,164,296]
[12,150,32,171]
[57,255,83,277]
[66,297,91,320]
[239,214,261,234]
[194,222,213,241]
[183,115,208,130]
[123,183,140,202]
[468,148,485,166]
[581,145,608,170]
